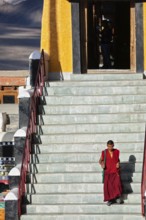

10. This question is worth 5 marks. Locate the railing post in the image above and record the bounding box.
[14,127,27,165]
[5,164,21,220]
[142,128,146,216]
[5,187,19,220]
[29,50,41,87]
[18,87,33,129]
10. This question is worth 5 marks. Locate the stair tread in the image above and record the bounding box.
[27,203,141,205]
[30,171,141,174]
[31,152,143,154]
[43,93,146,96]
[48,81,146,87]
[45,93,146,96]
[27,192,141,195]
[39,132,145,135]
[21,213,143,215]
[39,122,146,124]
[41,112,146,115]
[28,181,142,184]
[21,215,144,220]
[47,85,146,88]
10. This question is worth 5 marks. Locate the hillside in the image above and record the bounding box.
[0,0,43,70]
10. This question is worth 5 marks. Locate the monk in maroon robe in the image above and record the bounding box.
[99,140,122,206]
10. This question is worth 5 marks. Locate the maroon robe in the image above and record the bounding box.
[101,149,122,201]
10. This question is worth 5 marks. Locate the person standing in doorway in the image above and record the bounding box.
[100,20,113,68]
[99,140,123,206]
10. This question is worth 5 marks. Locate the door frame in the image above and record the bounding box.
[80,0,136,72]
[130,0,136,72]
[71,0,143,73]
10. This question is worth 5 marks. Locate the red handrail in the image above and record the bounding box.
[141,128,146,216]
[18,49,46,216]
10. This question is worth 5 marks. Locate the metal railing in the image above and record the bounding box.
[18,49,45,216]
[141,128,146,216]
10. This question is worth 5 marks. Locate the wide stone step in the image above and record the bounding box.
[20,214,144,220]
[31,152,143,163]
[38,133,145,144]
[70,74,143,81]
[39,103,146,114]
[29,162,142,173]
[26,193,141,204]
[33,142,144,153]
[26,204,141,214]
[27,183,141,194]
[30,172,141,183]
[48,80,146,87]
[37,123,145,134]
[44,86,146,96]
[41,94,146,105]
[38,113,146,124]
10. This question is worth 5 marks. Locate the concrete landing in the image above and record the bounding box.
[0,104,18,114]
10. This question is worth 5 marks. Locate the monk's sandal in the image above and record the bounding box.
[107,201,113,206]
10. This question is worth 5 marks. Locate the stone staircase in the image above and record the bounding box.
[21,73,146,220]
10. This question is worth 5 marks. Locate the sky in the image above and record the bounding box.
[0,0,43,70]
[0,0,27,5]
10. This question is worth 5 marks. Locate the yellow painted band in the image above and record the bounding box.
[41,0,73,73]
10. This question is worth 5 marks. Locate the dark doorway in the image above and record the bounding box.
[86,1,130,70]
